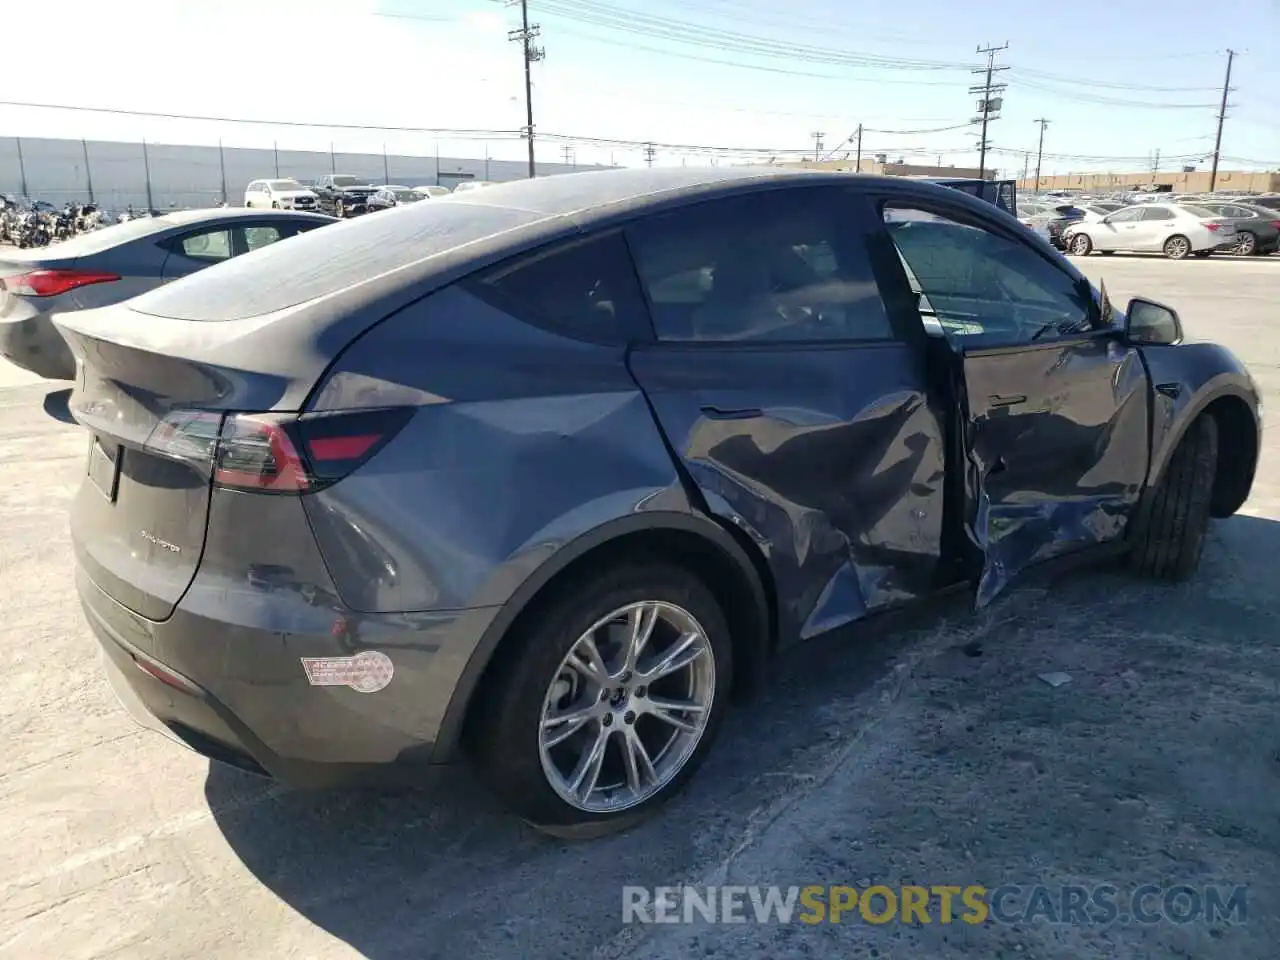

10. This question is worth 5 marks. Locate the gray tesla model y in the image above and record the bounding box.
[58,168,1260,836]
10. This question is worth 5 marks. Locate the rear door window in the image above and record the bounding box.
[178,228,233,262]
[240,224,285,252]
[468,231,652,343]
[626,188,892,343]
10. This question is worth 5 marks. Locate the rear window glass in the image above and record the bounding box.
[129,201,547,321]
[470,232,651,343]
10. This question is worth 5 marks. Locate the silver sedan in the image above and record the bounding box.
[0,207,335,379]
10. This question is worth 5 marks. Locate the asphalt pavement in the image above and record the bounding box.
[0,254,1277,960]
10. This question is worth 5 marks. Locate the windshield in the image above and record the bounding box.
[1053,206,1086,218]
[331,176,363,187]
[269,180,302,191]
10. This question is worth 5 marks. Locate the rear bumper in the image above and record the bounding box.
[78,564,502,787]
[0,309,75,379]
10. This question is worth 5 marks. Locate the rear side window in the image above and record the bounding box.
[129,201,546,321]
[1141,207,1174,221]
[627,189,892,343]
[468,232,652,343]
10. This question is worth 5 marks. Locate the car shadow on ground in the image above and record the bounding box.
[205,514,1280,959]
[42,388,75,424]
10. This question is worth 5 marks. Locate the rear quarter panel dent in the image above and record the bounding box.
[302,286,694,614]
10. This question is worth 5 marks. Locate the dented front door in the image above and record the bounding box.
[956,334,1150,605]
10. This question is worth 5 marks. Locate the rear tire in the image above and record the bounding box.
[468,562,733,838]
[1235,230,1257,256]
[1163,234,1192,260]
[1128,415,1218,581]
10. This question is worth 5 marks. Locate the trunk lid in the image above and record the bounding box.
[57,303,304,621]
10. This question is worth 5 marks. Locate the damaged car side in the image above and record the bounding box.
[59,168,1261,837]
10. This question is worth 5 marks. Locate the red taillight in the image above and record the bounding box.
[1,268,119,297]
[1205,222,1223,232]
[215,414,313,492]
[1270,221,1280,230]
[213,409,413,494]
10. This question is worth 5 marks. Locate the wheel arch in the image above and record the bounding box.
[433,511,775,762]
[1204,394,1259,517]
[1144,381,1259,520]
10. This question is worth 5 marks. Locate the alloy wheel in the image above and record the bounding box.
[1070,234,1091,256]
[1165,236,1190,259]
[537,600,716,814]
[1236,232,1256,256]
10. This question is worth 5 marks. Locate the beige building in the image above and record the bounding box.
[779,158,990,179]
[1018,169,1280,195]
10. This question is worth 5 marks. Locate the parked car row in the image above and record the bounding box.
[243,175,485,218]
[1017,191,1280,259]
[3,168,1259,838]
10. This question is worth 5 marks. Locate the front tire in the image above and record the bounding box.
[1164,234,1192,260]
[469,562,733,838]
[1069,233,1093,256]
[1129,415,1218,581]
[335,199,345,218]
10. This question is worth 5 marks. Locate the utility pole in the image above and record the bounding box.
[854,124,863,172]
[1021,150,1030,184]
[508,0,544,179]
[141,138,154,213]
[273,141,280,178]
[82,138,94,203]
[14,137,28,199]
[383,143,390,183]
[329,142,336,173]
[1150,147,1161,178]
[1033,118,1050,192]
[970,43,1009,181]
[811,130,824,162]
[218,138,228,205]
[1209,48,1236,192]
[643,143,656,167]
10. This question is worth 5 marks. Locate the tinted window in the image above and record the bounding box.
[627,189,892,343]
[242,225,284,251]
[883,205,1092,346]
[470,232,650,343]
[180,228,233,261]
[130,202,545,321]
[1141,207,1174,221]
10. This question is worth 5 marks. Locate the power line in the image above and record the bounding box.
[551,24,964,85]
[531,0,974,71]
[0,100,522,138]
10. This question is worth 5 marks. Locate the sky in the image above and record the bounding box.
[1,0,1277,176]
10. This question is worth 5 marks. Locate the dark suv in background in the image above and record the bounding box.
[313,174,376,218]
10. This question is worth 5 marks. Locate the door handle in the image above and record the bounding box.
[988,394,1026,408]
[700,405,763,420]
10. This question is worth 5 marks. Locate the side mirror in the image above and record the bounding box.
[1125,297,1183,345]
